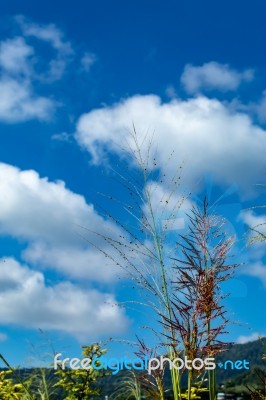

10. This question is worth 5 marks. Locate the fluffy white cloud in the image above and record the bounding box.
[23,243,121,283]
[0,258,129,340]
[243,262,266,286]
[181,62,254,94]
[75,94,266,196]
[0,162,124,282]
[0,78,54,122]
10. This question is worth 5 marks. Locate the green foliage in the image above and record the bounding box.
[0,353,34,400]
[55,343,108,400]
[0,370,29,400]
[29,367,60,400]
[181,386,209,400]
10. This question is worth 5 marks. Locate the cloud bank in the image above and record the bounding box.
[0,258,129,340]
[0,162,123,282]
[75,94,266,196]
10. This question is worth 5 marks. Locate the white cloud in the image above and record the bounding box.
[0,78,54,122]
[238,210,266,285]
[0,34,55,122]
[0,37,33,76]
[181,62,254,94]
[0,258,129,340]
[241,210,266,236]
[16,15,73,82]
[141,181,193,231]
[240,210,266,256]
[0,16,97,122]
[0,162,124,282]
[236,332,264,344]
[16,15,72,54]
[254,261,266,283]
[23,243,121,283]
[241,258,266,287]
[75,94,266,196]
[0,17,75,122]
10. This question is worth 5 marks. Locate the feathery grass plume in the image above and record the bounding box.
[134,337,166,400]
[79,127,190,399]
[162,199,239,400]
[32,369,58,400]
[110,370,142,400]
[24,331,61,400]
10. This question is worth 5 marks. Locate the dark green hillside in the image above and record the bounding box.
[216,337,266,385]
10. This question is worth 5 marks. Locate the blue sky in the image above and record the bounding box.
[0,0,266,366]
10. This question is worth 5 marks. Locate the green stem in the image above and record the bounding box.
[207,320,216,400]
[146,190,181,400]
[135,137,181,400]
[187,369,192,400]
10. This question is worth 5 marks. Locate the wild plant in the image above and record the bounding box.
[162,199,238,400]
[110,370,142,400]
[81,129,239,400]
[80,129,190,399]
[133,337,166,399]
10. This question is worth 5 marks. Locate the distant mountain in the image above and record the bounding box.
[216,337,266,385]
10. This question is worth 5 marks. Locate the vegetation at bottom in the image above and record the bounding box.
[1,338,266,399]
